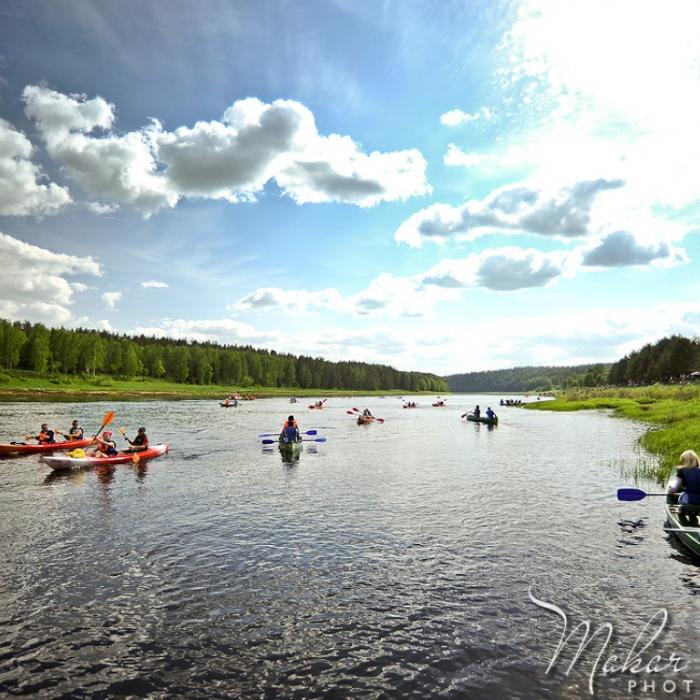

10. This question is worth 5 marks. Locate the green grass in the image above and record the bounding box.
[526,385,700,483]
[0,369,424,402]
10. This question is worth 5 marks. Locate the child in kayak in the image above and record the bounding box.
[124,427,149,453]
[25,424,56,444]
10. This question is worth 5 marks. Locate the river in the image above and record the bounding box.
[1,395,698,698]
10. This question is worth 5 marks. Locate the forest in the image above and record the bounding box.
[0,319,447,392]
[607,335,700,386]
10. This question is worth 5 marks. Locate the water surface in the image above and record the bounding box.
[1,396,698,698]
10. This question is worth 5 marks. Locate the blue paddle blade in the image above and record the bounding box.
[303,437,326,442]
[617,488,646,501]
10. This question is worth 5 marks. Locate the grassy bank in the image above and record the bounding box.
[0,370,418,402]
[525,385,700,483]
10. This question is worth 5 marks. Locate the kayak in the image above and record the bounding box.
[220,402,238,407]
[403,405,417,409]
[432,402,446,407]
[466,414,498,425]
[278,439,303,458]
[0,438,93,456]
[665,489,700,558]
[308,404,324,409]
[357,415,374,425]
[41,444,170,471]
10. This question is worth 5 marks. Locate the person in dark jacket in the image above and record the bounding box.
[124,427,149,453]
[669,449,700,526]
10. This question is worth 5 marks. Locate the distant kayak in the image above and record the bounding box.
[357,415,374,425]
[41,444,170,471]
[466,414,498,425]
[432,402,447,407]
[220,401,238,407]
[0,438,93,456]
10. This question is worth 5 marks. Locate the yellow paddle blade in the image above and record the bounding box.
[118,426,126,435]
[131,451,141,464]
[68,449,85,458]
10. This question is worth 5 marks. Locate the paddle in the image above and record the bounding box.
[617,488,668,501]
[261,437,327,445]
[351,407,384,423]
[257,430,318,437]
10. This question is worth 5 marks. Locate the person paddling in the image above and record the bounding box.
[26,423,56,444]
[123,427,149,453]
[485,407,497,421]
[90,431,118,457]
[58,420,84,440]
[668,450,700,525]
[280,415,300,443]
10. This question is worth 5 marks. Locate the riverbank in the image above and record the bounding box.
[525,385,700,483]
[0,370,422,402]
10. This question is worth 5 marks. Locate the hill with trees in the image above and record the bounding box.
[0,319,447,393]
[446,364,610,393]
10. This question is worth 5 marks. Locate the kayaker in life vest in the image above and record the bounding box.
[124,427,149,453]
[91,431,118,456]
[26,423,56,444]
[59,420,84,440]
[669,450,700,505]
[280,415,300,443]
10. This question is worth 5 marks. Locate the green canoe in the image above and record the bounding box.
[665,492,700,558]
[278,439,303,458]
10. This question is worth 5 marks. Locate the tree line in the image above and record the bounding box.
[608,335,700,385]
[446,364,610,393]
[0,319,448,392]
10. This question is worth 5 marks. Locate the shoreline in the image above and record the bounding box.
[524,385,700,483]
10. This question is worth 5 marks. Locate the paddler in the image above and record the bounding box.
[90,431,118,457]
[123,427,149,453]
[362,408,374,418]
[668,450,700,525]
[280,415,300,443]
[58,419,84,440]
[25,423,56,444]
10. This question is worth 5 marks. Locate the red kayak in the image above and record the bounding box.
[0,438,93,456]
[41,444,170,471]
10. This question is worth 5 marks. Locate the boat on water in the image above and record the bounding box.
[357,415,374,425]
[220,400,238,407]
[665,489,700,558]
[0,438,93,456]
[466,414,498,425]
[41,444,170,471]
[432,402,446,407]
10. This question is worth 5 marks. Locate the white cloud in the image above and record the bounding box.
[0,118,71,216]
[229,287,342,313]
[443,144,485,168]
[420,247,568,291]
[133,318,280,346]
[395,178,623,246]
[102,291,122,308]
[23,87,430,214]
[440,107,492,126]
[86,201,119,215]
[141,280,169,288]
[581,230,686,268]
[0,232,101,322]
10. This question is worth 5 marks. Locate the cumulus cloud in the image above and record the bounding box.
[0,118,71,216]
[420,247,567,291]
[581,230,686,268]
[395,178,624,246]
[102,291,122,308]
[0,232,102,322]
[229,286,342,313]
[440,107,492,126]
[22,86,430,214]
[133,318,280,346]
[141,280,169,288]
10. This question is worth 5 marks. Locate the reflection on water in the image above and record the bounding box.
[0,396,699,698]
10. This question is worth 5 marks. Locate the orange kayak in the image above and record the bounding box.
[0,438,93,456]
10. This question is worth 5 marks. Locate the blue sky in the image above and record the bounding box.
[1,0,700,374]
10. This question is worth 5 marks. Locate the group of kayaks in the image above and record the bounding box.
[0,437,171,472]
